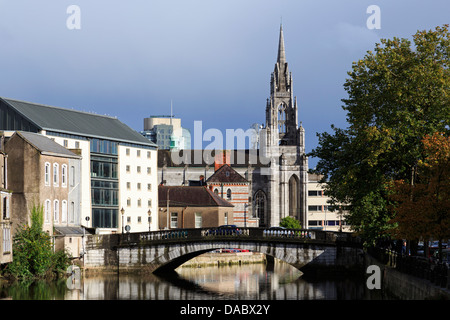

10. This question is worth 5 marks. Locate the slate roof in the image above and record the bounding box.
[158,185,234,208]
[206,164,248,183]
[15,131,81,159]
[158,149,270,167]
[54,226,93,236]
[1,97,156,147]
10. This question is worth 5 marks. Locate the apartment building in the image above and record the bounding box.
[307,173,350,232]
[0,97,158,234]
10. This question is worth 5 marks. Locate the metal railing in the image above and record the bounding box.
[117,227,361,246]
[368,247,450,290]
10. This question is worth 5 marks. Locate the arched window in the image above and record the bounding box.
[214,188,219,195]
[61,200,68,223]
[226,189,232,200]
[54,200,59,223]
[45,199,51,223]
[254,190,267,227]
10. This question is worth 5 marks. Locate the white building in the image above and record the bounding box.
[0,97,159,234]
[307,173,350,232]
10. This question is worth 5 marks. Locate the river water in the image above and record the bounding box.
[0,260,388,300]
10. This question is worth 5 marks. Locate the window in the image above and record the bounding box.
[45,200,51,223]
[127,182,131,190]
[308,205,322,211]
[226,189,232,200]
[147,151,151,159]
[62,164,67,187]
[126,165,130,173]
[127,198,131,207]
[3,227,11,253]
[75,141,80,149]
[137,166,141,173]
[126,148,130,156]
[147,183,151,191]
[148,199,152,207]
[63,139,68,147]
[3,196,10,220]
[70,166,75,187]
[137,150,141,157]
[137,183,141,190]
[45,162,51,186]
[137,199,141,207]
[53,163,59,186]
[224,212,228,225]
[170,212,178,228]
[70,202,75,223]
[195,212,202,228]
[214,189,219,195]
[138,216,142,223]
[308,190,323,196]
[54,200,59,223]
[147,167,151,175]
[61,200,67,223]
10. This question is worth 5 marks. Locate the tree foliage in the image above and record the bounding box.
[4,204,71,281]
[280,216,302,229]
[310,25,450,245]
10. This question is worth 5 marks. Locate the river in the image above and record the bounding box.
[0,259,389,300]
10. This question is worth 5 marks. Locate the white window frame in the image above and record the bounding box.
[61,200,67,223]
[62,164,67,188]
[54,199,59,223]
[53,163,59,186]
[45,199,51,223]
[44,162,51,186]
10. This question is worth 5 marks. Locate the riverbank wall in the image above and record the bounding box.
[365,252,450,300]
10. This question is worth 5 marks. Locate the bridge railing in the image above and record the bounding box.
[118,227,360,246]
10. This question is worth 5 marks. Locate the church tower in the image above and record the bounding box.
[262,24,308,228]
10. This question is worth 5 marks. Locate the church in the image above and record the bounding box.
[158,25,309,228]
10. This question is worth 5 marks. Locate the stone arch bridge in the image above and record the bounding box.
[83,228,363,275]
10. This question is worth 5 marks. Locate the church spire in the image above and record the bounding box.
[277,24,286,65]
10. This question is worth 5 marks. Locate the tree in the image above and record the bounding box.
[389,133,450,258]
[5,204,71,280]
[309,25,450,246]
[280,216,302,229]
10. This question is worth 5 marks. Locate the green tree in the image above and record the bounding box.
[5,204,71,280]
[279,216,302,229]
[310,25,450,246]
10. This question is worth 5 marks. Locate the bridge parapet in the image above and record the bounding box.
[117,227,360,247]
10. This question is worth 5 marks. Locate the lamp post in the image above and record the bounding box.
[148,209,152,232]
[121,207,125,234]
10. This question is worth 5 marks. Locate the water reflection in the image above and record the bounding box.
[1,259,381,300]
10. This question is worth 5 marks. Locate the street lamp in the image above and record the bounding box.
[148,209,152,232]
[121,207,125,234]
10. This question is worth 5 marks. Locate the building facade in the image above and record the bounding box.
[0,97,158,234]
[141,115,191,150]
[0,143,12,265]
[158,25,308,228]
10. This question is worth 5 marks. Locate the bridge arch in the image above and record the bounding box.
[84,228,363,275]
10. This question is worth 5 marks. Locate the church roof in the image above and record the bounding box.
[0,97,156,148]
[158,185,234,208]
[158,149,270,168]
[206,164,248,183]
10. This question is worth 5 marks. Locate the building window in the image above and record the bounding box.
[75,141,80,149]
[127,198,131,207]
[254,190,267,227]
[308,190,323,196]
[214,188,219,195]
[308,205,322,212]
[127,182,131,190]
[147,167,151,175]
[137,166,141,173]
[53,163,59,186]
[70,166,75,187]
[54,200,59,223]
[126,148,130,156]
[147,151,151,159]
[70,202,75,223]
[62,164,67,187]
[44,162,51,186]
[226,189,232,200]
[137,150,141,157]
[147,183,151,191]
[195,212,202,228]
[170,212,178,228]
[45,199,51,223]
[2,196,9,219]
[224,212,228,225]
[3,227,11,253]
[137,183,141,190]
[62,200,68,223]
[126,165,130,173]
[138,216,142,223]
[148,199,152,207]
[137,199,141,207]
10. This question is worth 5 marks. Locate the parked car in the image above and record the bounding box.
[205,225,242,236]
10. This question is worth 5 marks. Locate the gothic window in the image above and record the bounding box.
[254,190,267,227]
[278,104,286,133]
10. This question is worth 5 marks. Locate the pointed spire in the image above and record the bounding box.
[277,24,286,64]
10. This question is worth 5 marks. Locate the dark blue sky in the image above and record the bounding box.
[1,1,448,168]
